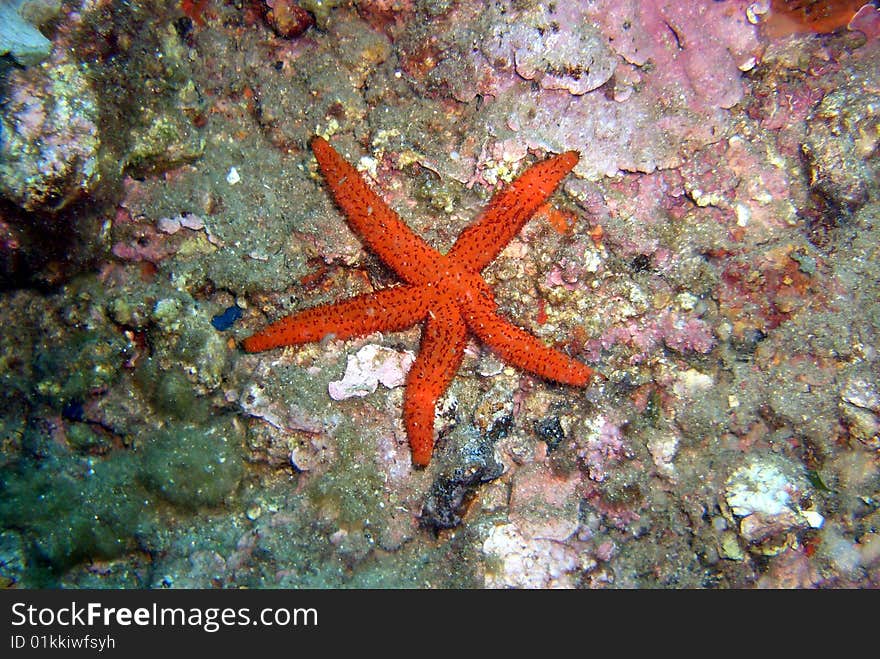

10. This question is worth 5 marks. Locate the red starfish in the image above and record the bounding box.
[243,136,594,466]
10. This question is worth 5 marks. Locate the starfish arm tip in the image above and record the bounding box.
[241,334,268,353]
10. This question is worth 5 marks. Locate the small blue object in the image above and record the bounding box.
[211,304,243,331]
[62,400,85,422]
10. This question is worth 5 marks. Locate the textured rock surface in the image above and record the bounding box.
[1,0,879,590]
[0,0,57,66]
[0,58,100,212]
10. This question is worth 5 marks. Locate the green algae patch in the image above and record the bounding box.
[65,422,114,453]
[300,407,405,543]
[297,0,348,29]
[0,452,152,572]
[305,431,386,529]
[0,416,246,580]
[134,358,211,425]
[125,105,205,177]
[32,329,131,407]
[150,298,229,391]
[139,419,244,509]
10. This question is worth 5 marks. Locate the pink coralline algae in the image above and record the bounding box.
[482,523,581,588]
[417,0,763,180]
[588,309,716,364]
[112,209,221,264]
[479,4,616,96]
[156,212,222,245]
[577,416,630,483]
[594,0,760,110]
[0,58,101,212]
[508,464,581,541]
[678,136,800,242]
[328,344,415,401]
[157,212,205,234]
[110,209,177,264]
[849,3,880,39]
[716,244,830,340]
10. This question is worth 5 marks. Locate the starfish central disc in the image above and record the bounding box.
[243,136,593,467]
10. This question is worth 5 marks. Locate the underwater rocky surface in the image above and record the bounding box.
[0,0,878,588]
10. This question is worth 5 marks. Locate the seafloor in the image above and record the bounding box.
[0,0,878,588]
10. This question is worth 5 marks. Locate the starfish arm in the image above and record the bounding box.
[461,294,593,387]
[311,136,446,285]
[403,298,468,467]
[242,284,429,353]
[448,150,579,273]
